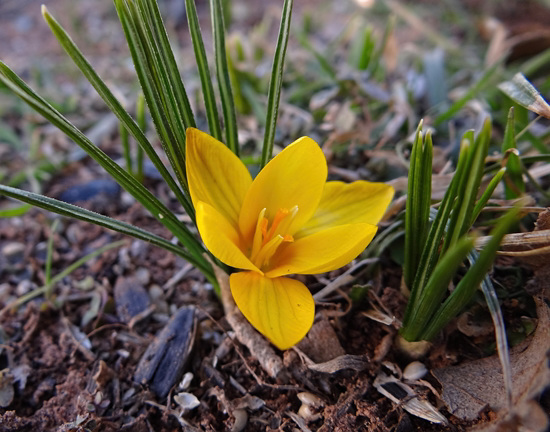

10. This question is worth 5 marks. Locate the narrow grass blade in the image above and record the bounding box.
[401,236,474,341]
[368,15,395,76]
[522,47,550,76]
[0,62,205,263]
[42,6,191,212]
[140,0,196,128]
[435,62,501,125]
[421,206,521,341]
[402,139,469,328]
[136,92,145,181]
[445,120,491,250]
[0,185,215,282]
[133,0,195,150]
[0,240,126,316]
[260,0,293,168]
[185,0,222,140]
[45,219,59,288]
[115,0,193,215]
[242,82,267,125]
[210,0,239,155]
[349,27,373,71]
[0,203,31,218]
[484,154,550,175]
[404,123,432,289]
[471,167,506,224]
[120,122,132,172]
[296,32,336,79]
[501,107,524,199]
[127,0,189,169]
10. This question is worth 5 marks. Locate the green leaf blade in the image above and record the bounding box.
[0,185,215,282]
[0,61,205,264]
[421,206,521,341]
[42,5,191,212]
[260,0,293,168]
[210,0,239,155]
[185,0,223,141]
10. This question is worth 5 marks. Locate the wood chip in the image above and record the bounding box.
[134,306,196,398]
[114,277,151,324]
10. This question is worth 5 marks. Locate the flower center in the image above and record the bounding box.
[249,206,298,270]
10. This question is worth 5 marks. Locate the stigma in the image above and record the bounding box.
[250,206,298,269]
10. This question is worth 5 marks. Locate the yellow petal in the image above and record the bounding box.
[298,181,394,237]
[186,128,252,226]
[196,201,261,273]
[238,137,327,241]
[230,272,314,350]
[266,223,377,278]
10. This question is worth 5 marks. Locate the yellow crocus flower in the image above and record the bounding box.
[186,128,394,349]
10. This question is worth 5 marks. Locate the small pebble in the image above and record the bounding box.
[298,404,320,422]
[114,277,151,323]
[173,392,200,411]
[130,240,148,258]
[9,268,33,285]
[33,242,48,262]
[0,370,14,408]
[143,160,163,180]
[297,392,324,407]
[403,361,428,381]
[178,372,193,391]
[15,280,34,297]
[232,408,248,432]
[134,267,150,285]
[2,242,25,267]
[117,248,132,272]
[120,191,135,207]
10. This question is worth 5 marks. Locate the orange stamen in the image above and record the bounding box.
[264,208,290,244]
[249,206,298,270]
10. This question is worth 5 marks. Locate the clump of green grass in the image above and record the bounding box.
[0,0,294,291]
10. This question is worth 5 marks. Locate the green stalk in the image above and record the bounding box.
[444,121,490,252]
[42,5,190,211]
[0,62,206,266]
[44,219,59,297]
[136,92,145,181]
[120,122,132,173]
[421,206,520,340]
[435,62,501,125]
[404,123,432,289]
[3,241,126,313]
[0,185,215,283]
[0,204,31,218]
[139,0,195,129]
[210,0,239,155]
[260,0,294,168]
[402,138,469,329]
[471,167,506,224]
[185,0,223,141]
[401,236,474,341]
[115,0,194,217]
[126,0,189,171]
[502,107,524,199]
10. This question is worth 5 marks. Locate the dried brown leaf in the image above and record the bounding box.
[433,296,550,430]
